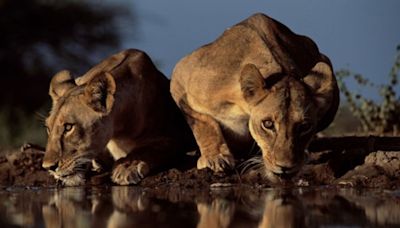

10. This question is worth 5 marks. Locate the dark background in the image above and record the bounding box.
[0,0,135,148]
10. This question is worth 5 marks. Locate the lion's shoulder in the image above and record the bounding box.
[76,49,157,86]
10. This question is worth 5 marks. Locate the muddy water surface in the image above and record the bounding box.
[0,186,399,228]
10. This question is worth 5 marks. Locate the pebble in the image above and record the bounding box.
[210,182,233,188]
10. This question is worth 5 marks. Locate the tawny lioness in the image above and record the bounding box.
[170,13,339,182]
[43,49,195,186]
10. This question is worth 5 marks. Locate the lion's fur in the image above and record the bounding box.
[171,13,339,182]
[43,49,195,186]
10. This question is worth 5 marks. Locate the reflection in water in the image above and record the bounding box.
[258,192,304,228]
[197,199,235,228]
[42,188,91,228]
[0,187,399,227]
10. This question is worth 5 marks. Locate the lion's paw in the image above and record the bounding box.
[197,153,235,172]
[111,160,150,185]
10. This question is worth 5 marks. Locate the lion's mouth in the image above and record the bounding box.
[264,165,301,183]
[49,166,89,186]
[272,171,298,180]
[50,171,87,186]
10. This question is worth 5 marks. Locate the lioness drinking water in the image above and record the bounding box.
[42,49,195,186]
[170,13,339,183]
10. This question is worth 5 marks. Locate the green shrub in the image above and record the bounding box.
[336,47,400,134]
[0,107,47,150]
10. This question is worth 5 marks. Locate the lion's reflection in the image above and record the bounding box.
[42,188,97,228]
[257,191,304,228]
[32,187,400,228]
[196,198,235,228]
[195,190,304,228]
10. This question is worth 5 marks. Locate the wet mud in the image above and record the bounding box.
[0,143,400,190]
[1,143,400,227]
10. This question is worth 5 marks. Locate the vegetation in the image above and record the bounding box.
[0,108,46,150]
[0,0,134,148]
[336,46,400,135]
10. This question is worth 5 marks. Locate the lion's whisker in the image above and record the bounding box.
[35,111,47,122]
[247,141,259,156]
[238,156,264,175]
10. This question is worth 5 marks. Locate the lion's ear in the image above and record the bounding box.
[303,60,339,132]
[240,64,265,104]
[49,70,76,103]
[84,72,116,114]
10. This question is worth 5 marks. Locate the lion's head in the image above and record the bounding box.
[240,61,338,181]
[42,70,116,186]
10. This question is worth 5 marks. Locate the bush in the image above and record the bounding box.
[0,106,47,150]
[336,47,400,135]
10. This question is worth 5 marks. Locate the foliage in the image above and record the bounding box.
[0,0,130,110]
[0,107,47,149]
[336,47,400,134]
[0,0,133,148]
[322,105,362,136]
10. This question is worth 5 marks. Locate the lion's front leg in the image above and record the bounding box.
[181,103,235,172]
[111,139,180,185]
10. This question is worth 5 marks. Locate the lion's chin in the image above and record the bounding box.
[50,172,86,186]
[61,174,86,186]
[264,169,298,186]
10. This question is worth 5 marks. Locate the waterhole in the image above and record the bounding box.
[0,186,399,227]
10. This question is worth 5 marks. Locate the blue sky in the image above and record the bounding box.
[112,1,399,96]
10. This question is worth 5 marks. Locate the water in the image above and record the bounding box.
[0,186,399,227]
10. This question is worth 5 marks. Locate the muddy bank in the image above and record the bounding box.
[0,146,55,186]
[0,143,399,189]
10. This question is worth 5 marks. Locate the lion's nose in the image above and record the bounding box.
[42,161,59,171]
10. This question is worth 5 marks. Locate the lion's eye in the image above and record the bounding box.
[64,123,74,133]
[261,120,275,131]
[299,122,313,135]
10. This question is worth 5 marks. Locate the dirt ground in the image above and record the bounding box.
[0,143,399,190]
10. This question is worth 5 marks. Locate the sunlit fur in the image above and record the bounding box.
[170,13,339,183]
[239,155,264,176]
[48,154,92,186]
[43,74,112,186]
[43,49,196,186]
[246,77,315,180]
[239,155,284,184]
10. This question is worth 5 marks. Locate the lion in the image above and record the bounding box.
[42,49,195,186]
[170,13,339,183]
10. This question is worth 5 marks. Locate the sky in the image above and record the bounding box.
[112,0,400,96]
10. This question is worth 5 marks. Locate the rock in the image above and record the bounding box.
[338,151,400,188]
[364,151,400,178]
[337,165,391,188]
